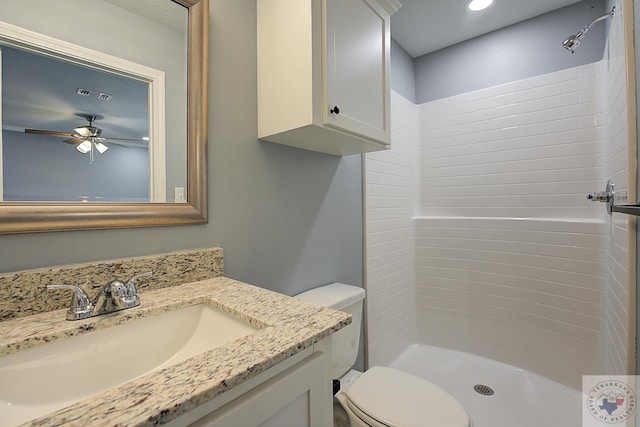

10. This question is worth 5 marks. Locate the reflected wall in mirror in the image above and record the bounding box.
[2,43,156,203]
[0,0,208,233]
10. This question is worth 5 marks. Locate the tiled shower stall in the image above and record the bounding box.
[365,0,634,390]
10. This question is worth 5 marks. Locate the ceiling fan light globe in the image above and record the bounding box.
[76,140,92,153]
[95,142,109,154]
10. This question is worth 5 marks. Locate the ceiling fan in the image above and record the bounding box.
[24,114,144,162]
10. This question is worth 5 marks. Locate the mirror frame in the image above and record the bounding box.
[0,0,208,234]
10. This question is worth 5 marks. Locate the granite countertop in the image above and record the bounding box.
[0,277,351,426]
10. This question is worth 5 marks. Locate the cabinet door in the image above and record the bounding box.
[189,352,329,427]
[323,0,390,144]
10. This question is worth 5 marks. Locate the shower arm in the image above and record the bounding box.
[576,7,615,40]
[563,6,615,52]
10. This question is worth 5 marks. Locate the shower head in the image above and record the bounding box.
[562,6,615,53]
[562,34,581,53]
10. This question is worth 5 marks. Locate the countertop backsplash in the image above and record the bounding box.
[0,248,224,321]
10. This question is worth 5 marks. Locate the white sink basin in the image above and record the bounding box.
[0,304,260,426]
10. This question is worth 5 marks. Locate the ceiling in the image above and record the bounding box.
[2,46,149,142]
[104,0,187,32]
[392,0,584,57]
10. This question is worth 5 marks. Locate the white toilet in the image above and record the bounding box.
[296,283,472,427]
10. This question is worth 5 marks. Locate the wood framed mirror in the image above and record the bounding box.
[0,0,208,233]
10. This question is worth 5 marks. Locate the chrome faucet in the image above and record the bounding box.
[47,271,152,320]
[46,284,93,320]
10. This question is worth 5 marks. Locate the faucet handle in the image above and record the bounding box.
[46,284,93,320]
[125,271,152,295]
[127,271,153,285]
[91,272,150,315]
[119,271,153,309]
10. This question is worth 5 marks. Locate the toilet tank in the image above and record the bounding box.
[295,283,365,379]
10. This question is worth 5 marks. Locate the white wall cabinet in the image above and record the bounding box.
[257,0,400,156]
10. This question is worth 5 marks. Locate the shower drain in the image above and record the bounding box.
[473,384,495,396]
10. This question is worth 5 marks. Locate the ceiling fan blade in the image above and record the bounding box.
[103,140,131,149]
[96,137,141,148]
[63,137,87,145]
[104,137,146,142]
[26,116,140,151]
[25,129,76,138]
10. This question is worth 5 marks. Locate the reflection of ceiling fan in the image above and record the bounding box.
[24,114,143,162]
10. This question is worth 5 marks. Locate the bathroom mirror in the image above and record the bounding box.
[0,0,208,233]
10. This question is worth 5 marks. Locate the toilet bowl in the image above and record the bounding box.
[296,283,471,427]
[335,367,470,427]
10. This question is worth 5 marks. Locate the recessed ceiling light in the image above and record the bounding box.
[467,0,494,12]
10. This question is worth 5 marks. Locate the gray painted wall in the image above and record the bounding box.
[413,0,607,103]
[390,39,416,103]
[3,130,149,202]
[0,1,364,299]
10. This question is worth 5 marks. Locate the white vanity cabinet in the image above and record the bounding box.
[166,341,333,427]
[257,0,401,156]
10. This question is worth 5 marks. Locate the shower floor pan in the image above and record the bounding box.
[389,344,582,427]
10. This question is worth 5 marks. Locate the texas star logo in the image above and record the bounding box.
[587,380,636,424]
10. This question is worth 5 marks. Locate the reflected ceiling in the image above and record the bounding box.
[1,46,149,142]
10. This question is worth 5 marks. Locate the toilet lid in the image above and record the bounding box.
[345,366,470,427]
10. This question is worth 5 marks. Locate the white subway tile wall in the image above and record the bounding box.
[365,92,419,367]
[366,15,633,387]
[601,0,632,377]
[414,217,605,389]
[413,60,610,389]
[419,60,606,220]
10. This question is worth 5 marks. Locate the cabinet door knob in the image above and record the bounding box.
[330,106,340,115]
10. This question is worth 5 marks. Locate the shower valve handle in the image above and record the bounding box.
[587,191,609,203]
[588,180,615,215]
[589,180,640,217]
